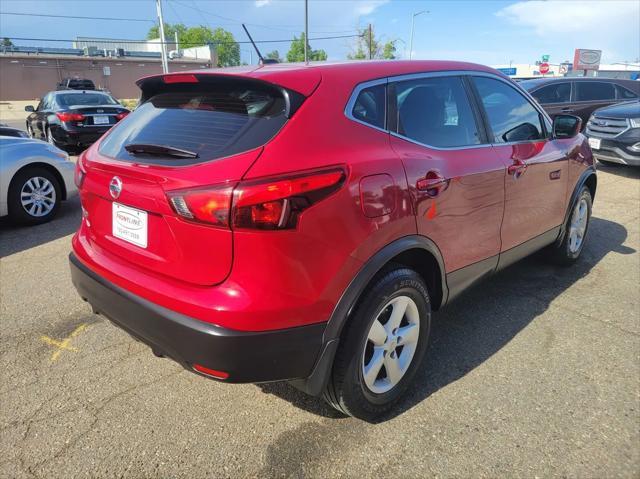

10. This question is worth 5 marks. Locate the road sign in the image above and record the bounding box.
[573,49,602,71]
[497,67,517,76]
[539,63,550,74]
[542,54,550,62]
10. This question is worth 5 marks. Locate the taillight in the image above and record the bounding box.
[163,74,198,84]
[233,168,346,230]
[115,111,129,121]
[74,154,86,189]
[167,185,233,227]
[165,167,346,230]
[56,112,85,122]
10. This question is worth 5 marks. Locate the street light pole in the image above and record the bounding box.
[409,10,427,60]
[156,0,169,73]
[304,0,308,64]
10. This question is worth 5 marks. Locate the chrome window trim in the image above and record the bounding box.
[344,69,554,150]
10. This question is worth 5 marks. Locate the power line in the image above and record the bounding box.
[169,0,359,35]
[4,34,363,46]
[0,11,155,23]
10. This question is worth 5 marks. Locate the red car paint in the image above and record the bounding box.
[72,60,593,338]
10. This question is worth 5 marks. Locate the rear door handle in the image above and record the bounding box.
[417,171,449,197]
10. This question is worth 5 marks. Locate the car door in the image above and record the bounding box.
[529,81,572,120]
[35,94,51,139]
[572,81,617,125]
[27,97,44,138]
[469,75,568,259]
[389,73,505,290]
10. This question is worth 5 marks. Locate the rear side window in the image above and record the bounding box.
[532,83,571,104]
[616,85,638,99]
[352,84,386,129]
[99,82,287,165]
[394,76,481,148]
[472,76,544,143]
[575,81,615,101]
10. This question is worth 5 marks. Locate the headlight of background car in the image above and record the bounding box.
[630,118,640,128]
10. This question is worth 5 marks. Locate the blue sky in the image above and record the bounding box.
[1,0,638,65]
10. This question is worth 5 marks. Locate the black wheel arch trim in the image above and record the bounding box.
[557,166,596,246]
[290,234,448,396]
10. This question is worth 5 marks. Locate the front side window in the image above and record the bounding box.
[472,77,545,143]
[532,83,571,104]
[352,84,386,129]
[394,76,481,148]
[575,81,615,101]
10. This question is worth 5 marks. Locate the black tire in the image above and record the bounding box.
[323,267,431,421]
[7,167,62,225]
[549,186,592,265]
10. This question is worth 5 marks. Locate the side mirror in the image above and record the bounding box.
[553,114,582,139]
[24,105,35,112]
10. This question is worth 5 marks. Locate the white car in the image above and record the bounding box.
[0,136,77,225]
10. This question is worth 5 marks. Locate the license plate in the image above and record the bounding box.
[588,137,601,150]
[93,116,110,125]
[113,202,148,248]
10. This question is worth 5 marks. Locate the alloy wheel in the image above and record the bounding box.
[362,295,420,394]
[20,176,56,217]
[568,198,588,254]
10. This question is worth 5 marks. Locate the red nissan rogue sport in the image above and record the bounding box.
[70,61,596,420]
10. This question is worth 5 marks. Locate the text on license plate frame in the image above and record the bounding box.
[112,202,148,248]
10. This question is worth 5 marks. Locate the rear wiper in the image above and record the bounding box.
[124,143,199,159]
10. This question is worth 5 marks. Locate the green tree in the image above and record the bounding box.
[382,40,397,60]
[286,33,327,62]
[2,37,13,48]
[265,50,283,62]
[147,23,188,43]
[348,27,397,60]
[146,23,240,67]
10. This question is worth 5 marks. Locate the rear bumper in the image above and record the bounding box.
[69,253,326,383]
[53,126,110,146]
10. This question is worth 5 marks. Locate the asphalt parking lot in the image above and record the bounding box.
[1,163,639,478]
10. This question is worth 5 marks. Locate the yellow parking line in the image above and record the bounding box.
[40,323,88,361]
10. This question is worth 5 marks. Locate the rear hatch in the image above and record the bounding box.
[80,73,306,285]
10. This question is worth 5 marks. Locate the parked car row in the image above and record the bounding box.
[522,77,639,166]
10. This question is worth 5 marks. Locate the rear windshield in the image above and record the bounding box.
[57,93,118,107]
[99,81,287,165]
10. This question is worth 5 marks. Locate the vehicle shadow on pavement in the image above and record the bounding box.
[0,196,81,258]
[595,163,640,179]
[260,216,634,422]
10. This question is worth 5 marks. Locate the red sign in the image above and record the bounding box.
[539,63,550,74]
[573,49,602,71]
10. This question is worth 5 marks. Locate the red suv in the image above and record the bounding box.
[70,61,596,420]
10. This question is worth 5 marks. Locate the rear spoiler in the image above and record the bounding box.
[136,73,307,119]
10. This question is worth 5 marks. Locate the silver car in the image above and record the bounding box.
[0,136,77,225]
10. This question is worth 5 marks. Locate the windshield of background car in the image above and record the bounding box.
[57,93,119,107]
[98,81,288,165]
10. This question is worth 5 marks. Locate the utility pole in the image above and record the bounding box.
[409,10,427,60]
[156,0,169,73]
[304,0,308,64]
[368,24,372,59]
